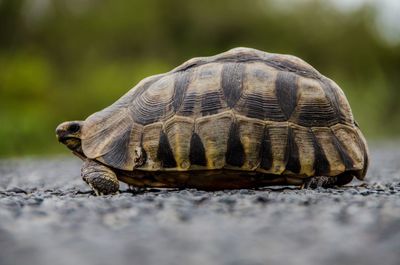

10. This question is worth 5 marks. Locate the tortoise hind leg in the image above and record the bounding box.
[301,172,354,189]
[301,176,334,189]
[81,159,120,195]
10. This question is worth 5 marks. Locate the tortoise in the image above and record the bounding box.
[56,47,369,195]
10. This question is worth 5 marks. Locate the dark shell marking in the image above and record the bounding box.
[81,47,368,184]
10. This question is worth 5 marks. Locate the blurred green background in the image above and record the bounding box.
[1,0,399,157]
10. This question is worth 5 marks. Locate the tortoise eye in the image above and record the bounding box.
[69,123,80,133]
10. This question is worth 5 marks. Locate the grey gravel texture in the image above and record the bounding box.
[1,143,400,265]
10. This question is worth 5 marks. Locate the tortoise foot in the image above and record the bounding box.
[81,159,120,195]
[128,185,147,193]
[302,176,337,189]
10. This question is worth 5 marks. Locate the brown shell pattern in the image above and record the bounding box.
[80,47,369,180]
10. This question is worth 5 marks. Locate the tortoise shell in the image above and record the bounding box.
[80,47,369,182]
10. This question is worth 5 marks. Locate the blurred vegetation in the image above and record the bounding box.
[0,0,399,156]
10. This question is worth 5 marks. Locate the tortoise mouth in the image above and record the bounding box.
[58,136,87,159]
[58,136,82,151]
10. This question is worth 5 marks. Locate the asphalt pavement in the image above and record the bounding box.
[1,142,399,265]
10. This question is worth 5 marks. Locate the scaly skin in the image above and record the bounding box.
[81,159,119,195]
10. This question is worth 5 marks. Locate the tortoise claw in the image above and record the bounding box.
[88,183,101,196]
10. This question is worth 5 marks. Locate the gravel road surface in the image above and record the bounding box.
[1,143,400,265]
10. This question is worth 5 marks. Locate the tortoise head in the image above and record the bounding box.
[56,121,85,158]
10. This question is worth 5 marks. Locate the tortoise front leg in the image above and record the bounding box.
[81,159,119,195]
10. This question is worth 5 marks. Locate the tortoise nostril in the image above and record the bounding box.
[69,123,81,133]
[55,125,65,137]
